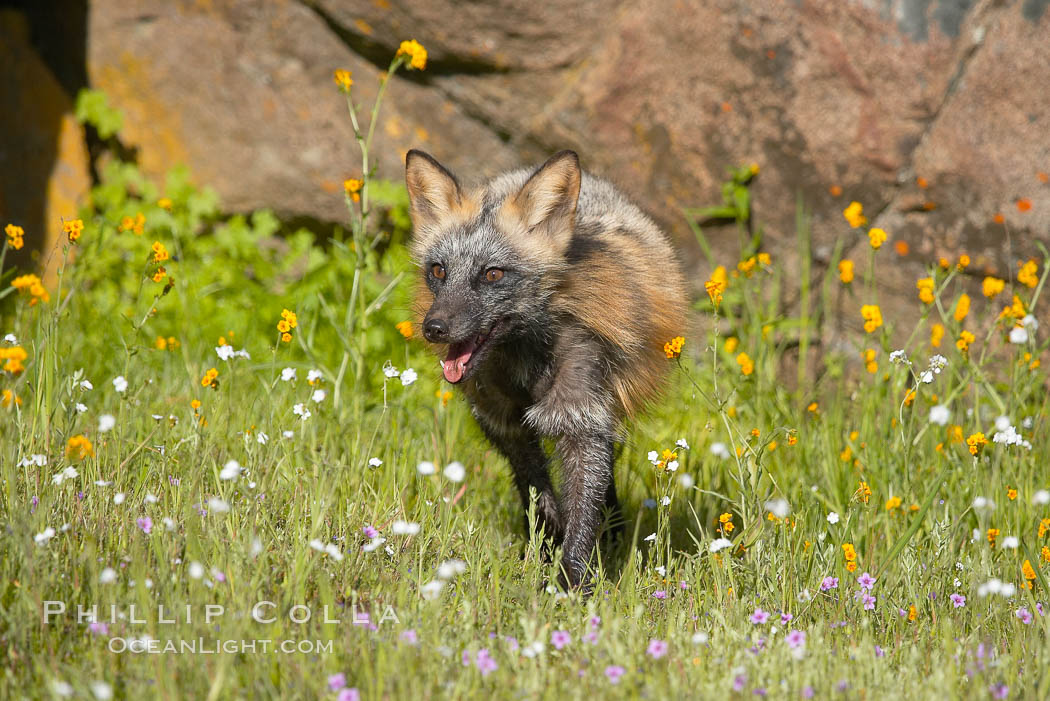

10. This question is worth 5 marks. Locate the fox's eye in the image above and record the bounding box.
[431,264,446,280]
[484,268,504,283]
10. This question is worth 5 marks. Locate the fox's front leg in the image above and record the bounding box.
[556,431,615,588]
[525,327,619,589]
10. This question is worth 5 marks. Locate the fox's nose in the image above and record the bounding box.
[423,318,449,342]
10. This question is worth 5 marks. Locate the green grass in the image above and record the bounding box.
[3,55,1050,701]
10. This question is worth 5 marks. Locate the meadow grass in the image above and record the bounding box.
[2,44,1050,701]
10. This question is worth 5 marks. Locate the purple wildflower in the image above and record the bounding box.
[990,683,1009,699]
[337,690,360,701]
[647,638,668,659]
[551,630,571,650]
[780,612,794,625]
[820,576,839,591]
[753,689,767,697]
[750,608,770,624]
[362,525,378,539]
[475,648,497,676]
[786,630,806,649]
[1016,608,1033,625]
[583,631,599,645]
[504,636,519,651]
[400,629,418,645]
[861,593,876,610]
[857,571,876,590]
[136,516,153,534]
[462,649,471,667]
[605,665,626,684]
[802,686,815,699]
[733,674,747,692]
[950,593,966,608]
[88,622,108,636]
[327,673,346,691]
[874,645,885,658]
[589,616,601,629]
[653,590,667,600]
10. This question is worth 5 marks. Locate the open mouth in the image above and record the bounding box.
[439,321,503,384]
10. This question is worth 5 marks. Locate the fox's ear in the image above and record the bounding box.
[405,150,465,232]
[509,150,581,250]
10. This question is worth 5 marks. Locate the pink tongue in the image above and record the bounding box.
[442,341,475,383]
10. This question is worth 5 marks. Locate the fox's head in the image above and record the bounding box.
[405,150,582,384]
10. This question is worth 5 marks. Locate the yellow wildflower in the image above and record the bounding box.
[5,223,24,250]
[158,197,173,210]
[1000,295,1026,321]
[343,178,363,203]
[956,330,975,353]
[396,39,428,70]
[719,512,734,534]
[1,388,21,408]
[664,335,685,359]
[868,227,887,250]
[862,348,877,374]
[1007,487,1017,501]
[736,352,754,375]
[931,323,944,347]
[1023,559,1037,585]
[333,69,354,91]
[724,336,739,353]
[396,320,414,339]
[201,368,219,389]
[838,259,854,283]
[987,528,999,548]
[861,304,882,333]
[1039,518,1050,539]
[916,277,935,305]
[957,254,970,270]
[843,201,867,228]
[0,346,28,374]
[856,481,872,503]
[908,605,918,622]
[151,241,170,263]
[966,432,987,456]
[1018,259,1038,288]
[63,218,84,243]
[982,276,1005,298]
[885,496,902,511]
[66,435,95,460]
[842,543,857,561]
[953,293,970,322]
[705,265,728,305]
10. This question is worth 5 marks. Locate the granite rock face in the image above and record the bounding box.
[4,0,1050,332]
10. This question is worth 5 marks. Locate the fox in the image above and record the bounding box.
[404,149,688,589]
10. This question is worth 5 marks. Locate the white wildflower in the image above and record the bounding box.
[112,376,128,393]
[207,497,230,513]
[420,580,445,600]
[928,405,950,426]
[98,414,116,432]
[710,538,733,553]
[391,520,421,535]
[400,368,418,386]
[219,460,241,480]
[443,461,465,482]
[281,367,297,382]
[34,527,57,545]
